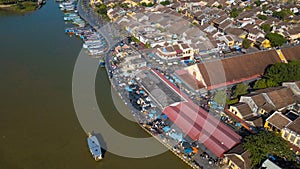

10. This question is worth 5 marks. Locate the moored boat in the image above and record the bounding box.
[87,132,102,161]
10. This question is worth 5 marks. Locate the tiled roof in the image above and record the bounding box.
[234,103,254,118]
[286,117,300,134]
[195,50,281,90]
[266,88,295,110]
[281,46,300,61]
[175,69,205,90]
[266,112,292,130]
[224,144,252,169]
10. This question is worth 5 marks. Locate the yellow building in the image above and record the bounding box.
[255,37,271,49]
[281,117,300,154]
[264,111,292,133]
[229,103,255,120]
[223,144,252,169]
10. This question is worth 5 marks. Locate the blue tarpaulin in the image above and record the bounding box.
[148,114,154,118]
[169,132,183,141]
[162,114,168,119]
[184,148,193,154]
[150,110,156,114]
[163,126,171,133]
[125,86,133,92]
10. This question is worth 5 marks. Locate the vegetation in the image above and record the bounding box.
[160,0,170,6]
[230,8,241,18]
[95,4,110,21]
[261,23,272,33]
[253,60,300,89]
[232,83,249,98]
[0,0,38,12]
[272,9,293,20]
[113,2,129,9]
[140,2,155,7]
[254,0,262,7]
[213,90,227,105]
[262,4,267,12]
[258,14,267,20]
[242,39,251,49]
[244,131,295,167]
[265,32,287,47]
[212,90,239,105]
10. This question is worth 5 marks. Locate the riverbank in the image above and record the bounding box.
[74,0,209,168]
[0,0,44,13]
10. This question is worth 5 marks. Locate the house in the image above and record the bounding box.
[218,35,235,47]
[223,144,252,169]
[228,103,264,128]
[246,28,264,43]
[218,19,233,32]
[264,111,292,132]
[240,87,296,115]
[107,7,127,21]
[255,37,271,49]
[282,117,300,152]
[287,26,300,42]
[261,159,282,169]
[229,103,256,120]
[156,43,194,60]
[283,81,300,96]
[212,15,229,29]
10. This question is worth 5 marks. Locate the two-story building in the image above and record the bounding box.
[281,117,300,154]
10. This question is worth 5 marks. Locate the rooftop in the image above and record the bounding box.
[286,117,300,134]
[281,46,300,61]
[135,69,186,109]
[266,112,292,130]
[196,50,281,90]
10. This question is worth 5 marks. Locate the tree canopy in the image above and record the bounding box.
[272,9,293,20]
[160,0,171,6]
[230,8,241,18]
[265,32,287,47]
[96,4,107,15]
[233,83,249,98]
[243,131,295,167]
[258,14,267,20]
[242,39,251,49]
[261,23,271,33]
[213,90,227,105]
[253,60,300,89]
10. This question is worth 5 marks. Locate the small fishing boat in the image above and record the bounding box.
[99,59,105,67]
[87,132,102,161]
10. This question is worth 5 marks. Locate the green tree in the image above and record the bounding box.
[254,0,262,6]
[272,9,293,20]
[242,39,251,49]
[253,61,300,89]
[261,23,271,33]
[160,0,170,6]
[244,131,295,167]
[253,79,268,89]
[233,83,249,98]
[230,8,240,18]
[265,32,287,47]
[213,90,227,105]
[258,14,267,20]
[262,4,267,11]
[265,61,300,83]
[96,4,107,15]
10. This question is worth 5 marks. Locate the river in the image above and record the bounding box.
[0,1,190,169]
